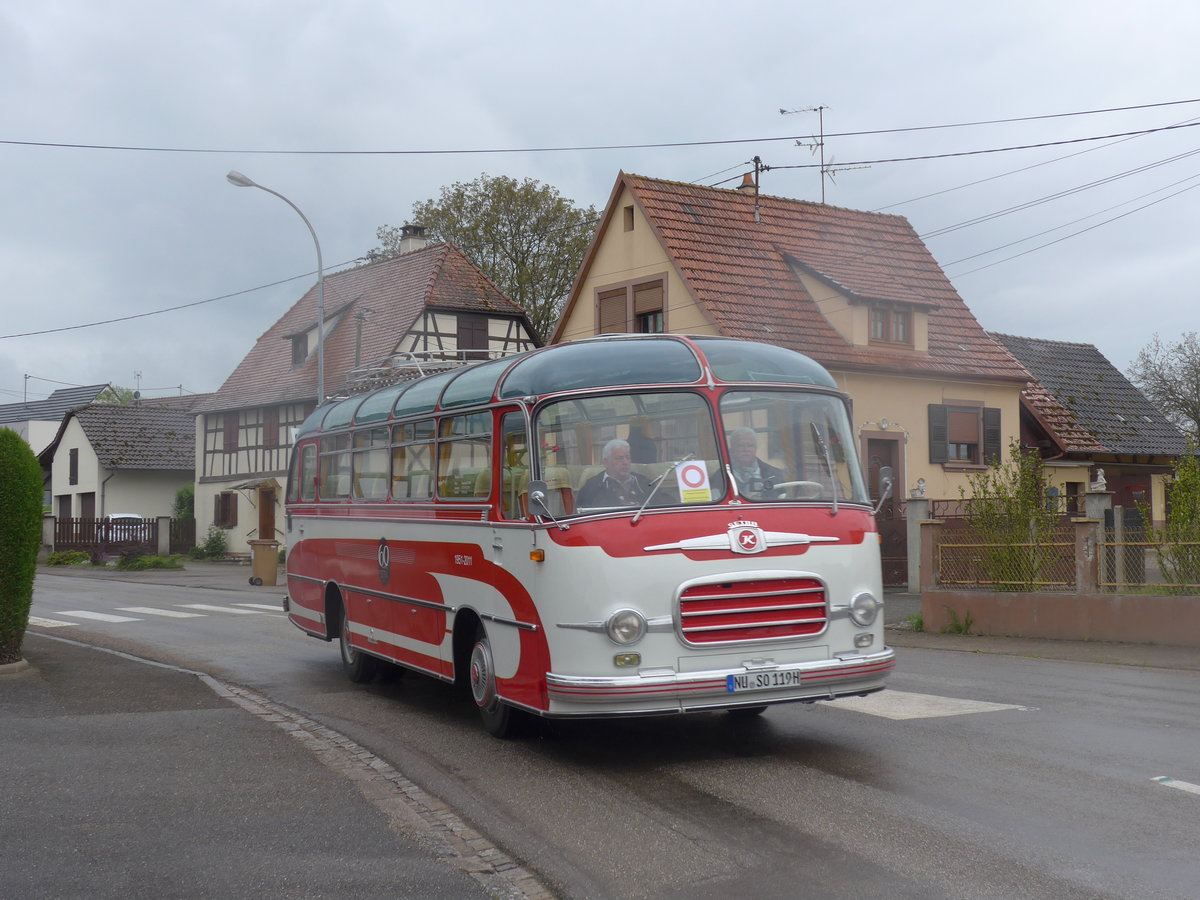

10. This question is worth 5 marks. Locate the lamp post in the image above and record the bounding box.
[226,170,326,404]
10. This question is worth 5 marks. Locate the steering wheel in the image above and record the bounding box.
[771,480,823,499]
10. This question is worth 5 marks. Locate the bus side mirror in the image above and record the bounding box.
[874,466,894,515]
[527,480,550,516]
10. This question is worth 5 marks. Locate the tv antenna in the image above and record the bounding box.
[779,105,870,203]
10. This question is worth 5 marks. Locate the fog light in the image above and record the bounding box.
[605,609,647,645]
[614,652,641,667]
[854,633,874,648]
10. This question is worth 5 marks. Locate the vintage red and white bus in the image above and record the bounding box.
[284,334,894,736]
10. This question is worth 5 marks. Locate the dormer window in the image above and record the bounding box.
[870,306,913,347]
[291,334,309,366]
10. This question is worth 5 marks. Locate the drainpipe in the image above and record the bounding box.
[99,469,116,518]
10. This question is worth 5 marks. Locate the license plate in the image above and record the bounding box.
[726,670,801,692]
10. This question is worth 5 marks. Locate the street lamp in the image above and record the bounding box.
[226,170,327,404]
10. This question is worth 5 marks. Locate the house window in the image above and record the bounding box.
[214,491,238,528]
[263,406,279,450]
[869,306,913,346]
[929,404,1001,465]
[69,448,79,485]
[223,414,239,452]
[291,335,308,366]
[623,205,635,231]
[457,313,490,359]
[596,277,665,334]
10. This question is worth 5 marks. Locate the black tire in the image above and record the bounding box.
[339,605,380,683]
[468,624,517,737]
[249,576,263,586]
[727,705,768,719]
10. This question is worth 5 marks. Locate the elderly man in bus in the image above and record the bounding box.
[728,427,786,500]
[577,438,653,507]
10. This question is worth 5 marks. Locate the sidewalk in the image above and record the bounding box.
[8,560,550,899]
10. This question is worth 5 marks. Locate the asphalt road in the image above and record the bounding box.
[21,566,1200,899]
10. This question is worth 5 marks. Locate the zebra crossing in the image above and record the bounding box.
[29,602,284,628]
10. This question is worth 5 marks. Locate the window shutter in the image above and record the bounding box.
[928,404,948,463]
[983,408,1002,463]
[598,289,627,333]
[633,281,663,314]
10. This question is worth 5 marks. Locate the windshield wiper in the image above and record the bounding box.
[632,453,695,524]
[810,423,839,516]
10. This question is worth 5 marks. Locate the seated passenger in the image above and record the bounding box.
[576,439,653,507]
[728,427,785,499]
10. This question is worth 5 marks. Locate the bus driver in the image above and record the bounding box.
[728,427,785,499]
[577,439,653,507]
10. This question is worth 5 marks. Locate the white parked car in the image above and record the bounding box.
[101,513,152,542]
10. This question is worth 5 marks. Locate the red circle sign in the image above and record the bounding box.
[679,462,706,488]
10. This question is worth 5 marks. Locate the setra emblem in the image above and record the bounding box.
[377,537,391,585]
[728,520,766,555]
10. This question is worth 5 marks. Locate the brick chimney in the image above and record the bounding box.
[399,224,429,253]
[736,173,757,195]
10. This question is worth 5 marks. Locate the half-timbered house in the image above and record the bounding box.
[193,231,540,554]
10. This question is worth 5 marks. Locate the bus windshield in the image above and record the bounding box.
[535,391,727,513]
[720,390,868,504]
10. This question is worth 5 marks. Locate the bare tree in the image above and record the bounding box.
[1127,332,1200,440]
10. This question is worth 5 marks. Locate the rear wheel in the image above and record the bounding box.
[469,625,516,737]
[339,606,380,683]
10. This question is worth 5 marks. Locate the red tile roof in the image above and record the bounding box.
[596,173,1029,382]
[196,244,530,413]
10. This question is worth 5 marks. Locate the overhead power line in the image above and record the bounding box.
[3,98,1199,157]
[0,262,356,340]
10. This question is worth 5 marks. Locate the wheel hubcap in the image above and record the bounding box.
[469,641,495,708]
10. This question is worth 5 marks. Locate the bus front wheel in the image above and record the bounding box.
[469,625,516,737]
[339,606,380,683]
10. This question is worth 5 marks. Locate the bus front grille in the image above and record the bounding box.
[678,577,827,644]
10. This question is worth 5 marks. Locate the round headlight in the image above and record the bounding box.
[606,609,647,645]
[849,592,879,627]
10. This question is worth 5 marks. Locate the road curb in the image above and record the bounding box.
[0,658,31,676]
[202,677,558,900]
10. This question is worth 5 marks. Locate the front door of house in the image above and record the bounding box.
[866,437,906,586]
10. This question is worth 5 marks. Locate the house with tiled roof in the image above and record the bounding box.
[993,333,1189,524]
[552,172,1032,582]
[0,383,113,455]
[193,229,540,553]
[39,404,196,521]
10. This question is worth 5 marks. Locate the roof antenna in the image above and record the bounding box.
[780,105,869,203]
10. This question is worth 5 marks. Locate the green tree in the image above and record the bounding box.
[961,440,1064,591]
[370,174,598,340]
[95,385,135,404]
[1127,332,1200,441]
[173,484,195,519]
[0,428,45,664]
[1143,439,1200,593]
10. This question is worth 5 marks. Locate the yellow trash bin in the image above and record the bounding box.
[248,540,280,586]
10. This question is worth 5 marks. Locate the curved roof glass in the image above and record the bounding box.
[498,337,702,398]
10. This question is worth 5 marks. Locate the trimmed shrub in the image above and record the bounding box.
[115,554,185,571]
[0,428,44,664]
[47,550,91,566]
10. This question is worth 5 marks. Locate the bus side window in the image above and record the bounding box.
[391,420,434,500]
[437,413,491,501]
[299,444,316,502]
[319,434,351,499]
[497,411,530,519]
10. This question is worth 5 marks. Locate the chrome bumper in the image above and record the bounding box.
[545,647,895,712]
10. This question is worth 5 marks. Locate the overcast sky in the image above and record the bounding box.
[3,0,1198,404]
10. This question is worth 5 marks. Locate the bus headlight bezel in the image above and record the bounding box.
[605,609,647,645]
[849,592,880,627]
